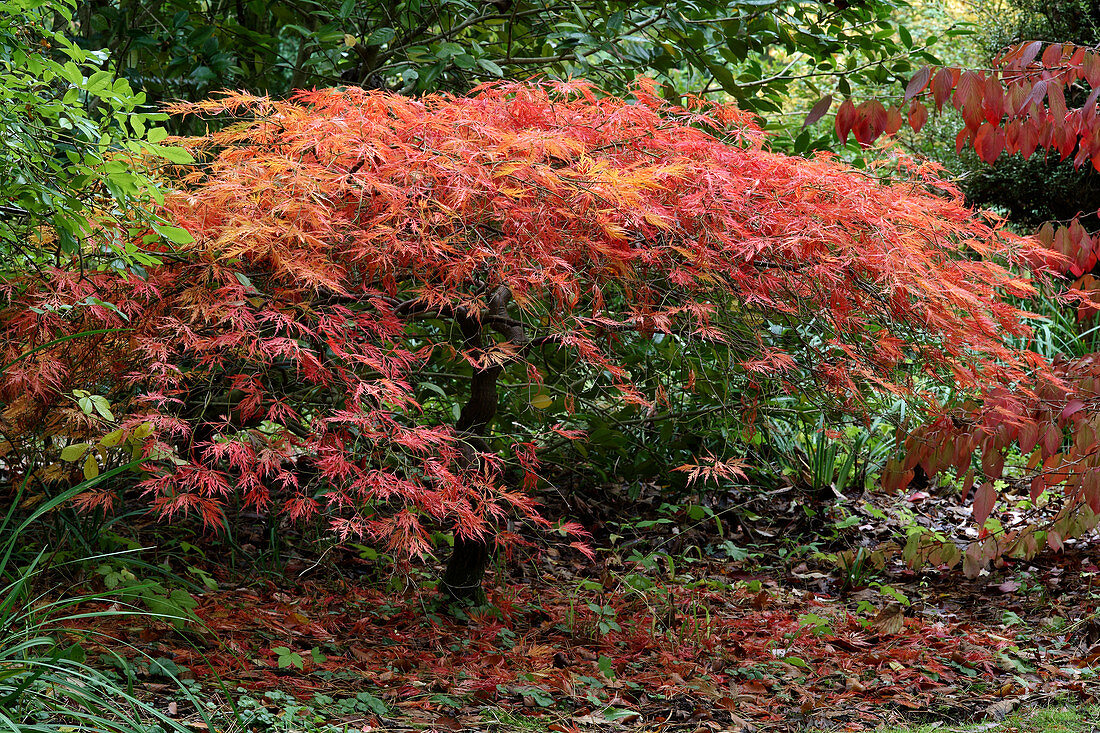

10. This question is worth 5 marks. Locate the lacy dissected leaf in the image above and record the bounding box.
[0,80,1059,556]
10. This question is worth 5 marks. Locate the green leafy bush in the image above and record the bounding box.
[0,0,188,276]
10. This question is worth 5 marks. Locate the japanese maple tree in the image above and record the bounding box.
[0,80,1059,596]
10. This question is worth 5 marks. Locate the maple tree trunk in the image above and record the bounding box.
[441,362,497,602]
[442,534,492,603]
[441,287,525,602]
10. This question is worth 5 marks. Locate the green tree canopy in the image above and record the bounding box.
[77,0,934,132]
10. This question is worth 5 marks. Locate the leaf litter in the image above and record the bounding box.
[50,476,1100,731]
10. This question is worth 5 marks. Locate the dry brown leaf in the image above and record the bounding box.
[870,602,905,636]
[983,697,1019,721]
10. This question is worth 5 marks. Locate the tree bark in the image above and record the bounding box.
[441,534,492,602]
[440,287,526,602]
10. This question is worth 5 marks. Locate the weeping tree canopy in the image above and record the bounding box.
[0,80,1058,595]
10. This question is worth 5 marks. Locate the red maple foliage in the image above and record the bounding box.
[834,41,1100,276]
[0,80,1063,585]
[824,43,1100,570]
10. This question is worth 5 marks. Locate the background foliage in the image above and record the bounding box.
[0,0,190,278]
[74,0,940,142]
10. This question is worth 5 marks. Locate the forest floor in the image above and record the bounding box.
[59,480,1100,732]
